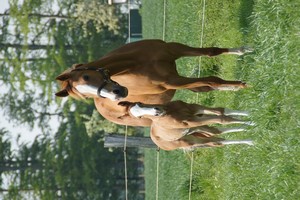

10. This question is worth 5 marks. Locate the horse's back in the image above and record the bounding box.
[104,39,166,57]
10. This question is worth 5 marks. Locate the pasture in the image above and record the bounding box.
[141,0,300,199]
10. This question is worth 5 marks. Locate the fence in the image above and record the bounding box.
[108,0,207,199]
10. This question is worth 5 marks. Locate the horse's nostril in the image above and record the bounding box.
[113,89,120,94]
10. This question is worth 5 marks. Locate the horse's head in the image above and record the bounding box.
[55,64,128,101]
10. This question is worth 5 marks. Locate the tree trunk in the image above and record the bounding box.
[0,43,83,50]
[0,13,71,20]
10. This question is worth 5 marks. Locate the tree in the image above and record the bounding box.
[0,0,126,132]
[0,1,144,198]
[75,1,122,36]
[1,107,144,199]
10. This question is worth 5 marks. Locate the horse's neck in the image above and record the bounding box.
[94,98,126,113]
[86,55,137,76]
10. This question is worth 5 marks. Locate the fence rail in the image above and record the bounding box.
[104,134,157,148]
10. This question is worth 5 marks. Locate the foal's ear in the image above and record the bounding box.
[55,89,69,97]
[118,101,135,107]
[56,73,70,81]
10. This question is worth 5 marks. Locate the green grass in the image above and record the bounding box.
[142,0,300,199]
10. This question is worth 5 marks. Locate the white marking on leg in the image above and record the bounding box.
[228,119,256,126]
[219,140,254,145]
[214,86,240,91]
[217,127,246,134]
[224,108,249,116]
[227,46,254,55]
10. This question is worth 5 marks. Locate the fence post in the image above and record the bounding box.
[104,134,157,148]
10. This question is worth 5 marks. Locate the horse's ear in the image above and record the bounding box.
[72,63,84,69]
[55,89,69,97]
[56,73,70,81]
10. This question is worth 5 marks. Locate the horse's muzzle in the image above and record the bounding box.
[114,85,128,99]
[97,83,128,100]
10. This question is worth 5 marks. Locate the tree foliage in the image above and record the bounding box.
[82,109,137,137]
[0,0,144,199]
[1,108,144,199]
[0,0,126,132]
[75,1,122,36]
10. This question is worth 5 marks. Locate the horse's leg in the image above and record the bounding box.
[126,102,247,118]
[189,139,254,149]
[165,126,220,140]
[192,105,249,116]
[166,42,253,59]
[218,140,254,146]
[183,126,246,137]
[224,108,249,116]
[216,127,247,134]
[184,115,253,127]
[189,86,216,92]
[193,105,224,115]
[164,76,247,91]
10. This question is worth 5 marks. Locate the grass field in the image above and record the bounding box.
[141,0,300,199]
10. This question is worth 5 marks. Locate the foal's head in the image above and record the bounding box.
[55,64,128,101]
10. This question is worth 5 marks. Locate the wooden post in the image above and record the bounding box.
[104,134,157,148]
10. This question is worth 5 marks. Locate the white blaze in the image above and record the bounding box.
[75,84,119,100]
[75,85,98,96]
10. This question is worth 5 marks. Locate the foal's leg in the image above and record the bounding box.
[193,106,249,116]
[224,108,249,116]
[183,125,246,137]
[166,42,253,59]
[217,140,254,146]
[183,115,252,127]
[164,76,247,91]
[192,105,249,116]
[189,139,254,149]
[193,105,224,115]
[161,125,246,140]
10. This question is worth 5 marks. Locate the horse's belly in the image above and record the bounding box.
[112,74,167,95]
[151,124,184,141]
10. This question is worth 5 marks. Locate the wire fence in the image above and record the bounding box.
[123,1,131,199]
[190,1,206,199]
[123,0,207,199]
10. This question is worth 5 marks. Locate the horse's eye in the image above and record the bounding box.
[83,75,89,81]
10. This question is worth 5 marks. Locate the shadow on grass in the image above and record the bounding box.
[234,1,255,82]
[239,0,255,33]
[200,64,220,77]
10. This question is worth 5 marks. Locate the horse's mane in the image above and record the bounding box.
[57,64,86,99]
[61,80,85,99]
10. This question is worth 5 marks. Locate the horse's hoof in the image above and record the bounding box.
[245,140,254,146]
[239,82,247,88]
[244,121,256,126]
[238,46,254,55]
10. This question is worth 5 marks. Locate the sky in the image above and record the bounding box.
[0,0,60,150]
[0,0,9,11]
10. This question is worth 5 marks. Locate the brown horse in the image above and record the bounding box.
[56,40,251,127]
[119,101,253,150]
